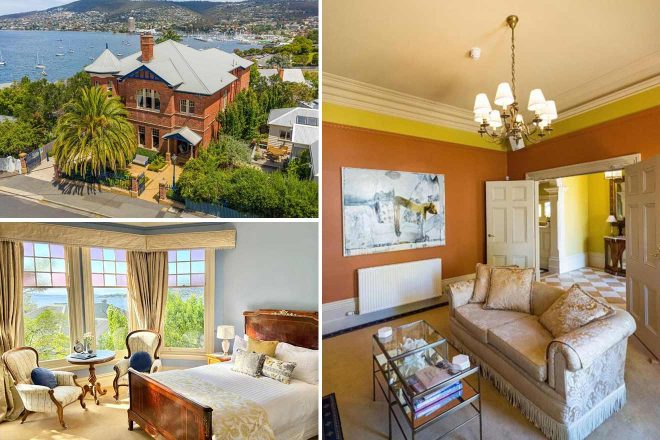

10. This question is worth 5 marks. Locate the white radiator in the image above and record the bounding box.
[357,258,442,315]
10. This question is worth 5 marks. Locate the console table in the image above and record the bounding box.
[604,236,626,277]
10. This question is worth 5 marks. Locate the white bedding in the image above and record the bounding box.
[152,362,318,440]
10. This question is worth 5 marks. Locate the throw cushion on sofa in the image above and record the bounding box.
[470,263,518,303]
[539,284,615,337]
[484,267,534,313]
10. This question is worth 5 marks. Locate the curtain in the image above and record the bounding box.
[65,246,84,349]
[0,240,25,421]
[126,251,169,332]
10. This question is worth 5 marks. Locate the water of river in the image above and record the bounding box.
[0,30,260,83]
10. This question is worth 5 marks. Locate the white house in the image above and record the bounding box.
[258,68,308,84]
[267,107,319,179]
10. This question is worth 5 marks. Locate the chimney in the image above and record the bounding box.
[140,33,154,63]
[277,67,284,80]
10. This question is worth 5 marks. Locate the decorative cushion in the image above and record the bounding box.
[454,304,528,344]
[31,367,57,389]
[231,335,248,362]
[232,349,266,377]
[470,263,518,303]
[261,355,297,384]
[129,351,153,373]
[488,315,553,382]
[247,337,279,357]
[484,267,535,313]
[275,344,318,385]
[539,284,615,337]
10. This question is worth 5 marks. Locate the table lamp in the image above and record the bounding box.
[606,215,617,236]
[216,325,235,356]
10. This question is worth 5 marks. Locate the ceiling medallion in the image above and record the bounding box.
[473,15,557,150]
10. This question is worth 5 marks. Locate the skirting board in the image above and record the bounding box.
[322,273,474,335]
[559,252,587,274]
[588,252,605,270]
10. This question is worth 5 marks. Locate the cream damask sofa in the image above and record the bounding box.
[447,279,636,440]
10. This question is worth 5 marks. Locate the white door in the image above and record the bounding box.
[486,181,537,271]
[625,156,660,358]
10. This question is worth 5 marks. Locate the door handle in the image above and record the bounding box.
[488,234,495,238]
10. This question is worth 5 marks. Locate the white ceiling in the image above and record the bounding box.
[323,1,660,114]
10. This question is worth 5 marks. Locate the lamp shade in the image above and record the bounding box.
[494,82,514,107]
[527,88,546,113]
[606,215,617,224]
[216,325,235,340]
[541,100,557,121]
[473,93,492,114]
[488,110,502,128]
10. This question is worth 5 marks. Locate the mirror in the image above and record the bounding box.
[609,177,625,221]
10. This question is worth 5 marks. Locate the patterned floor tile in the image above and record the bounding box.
[541,267,626,309]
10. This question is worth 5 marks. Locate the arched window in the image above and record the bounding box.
[136,89,160,111]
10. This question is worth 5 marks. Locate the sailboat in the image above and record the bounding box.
[0,50,6,66]
[67,41,74,53]
[35,52,45,69]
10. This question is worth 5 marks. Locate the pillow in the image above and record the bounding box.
[129,351,153,373]
[484,267,534,313]
[232,349,266,377]
[247,337,279,357]
[231,335,248,362]
[261,355,297,384]
[31,367,56,389]
[540,284,615,337]
[275,344,318,385]
[470,263,517,303]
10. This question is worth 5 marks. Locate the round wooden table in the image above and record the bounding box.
[66,350,115,405]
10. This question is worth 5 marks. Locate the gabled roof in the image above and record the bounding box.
[163,127,202,146]
[85,49,122,74]
[267,107,319,128]
[85,40,253,96]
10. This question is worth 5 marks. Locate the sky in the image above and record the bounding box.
[0,0,244,17]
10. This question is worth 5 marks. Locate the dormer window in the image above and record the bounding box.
[136,89,160,111]
[180,99,195,114]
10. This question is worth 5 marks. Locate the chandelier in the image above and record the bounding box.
[473,15,557,149]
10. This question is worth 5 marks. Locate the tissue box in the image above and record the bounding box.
[377,327,392,339]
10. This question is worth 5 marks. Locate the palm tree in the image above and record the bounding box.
[53,86,137,177]
[156,29,182,44]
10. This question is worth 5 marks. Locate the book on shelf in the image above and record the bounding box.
[415,389,463,419]
[412,381,463,412]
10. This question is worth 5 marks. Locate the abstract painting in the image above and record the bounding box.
[342,167,445,256]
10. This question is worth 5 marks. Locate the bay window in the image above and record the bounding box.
[89,248,129,350]
[22,242,70,361]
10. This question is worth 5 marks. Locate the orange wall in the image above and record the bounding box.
[322,123,508,304]
[507,106,660,179]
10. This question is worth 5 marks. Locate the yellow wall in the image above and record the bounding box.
[562,175,589,257]
[587,173,612,254]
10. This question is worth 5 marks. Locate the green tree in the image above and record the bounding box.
[52,86,138,177]
[156,29,182,44]
[164,290,205,348]
[0,120,40,156]
[97,304,129,351]
[208,135,252,168]
[24,309,69,361]
[286,149,313,180]
[218,89,264,140]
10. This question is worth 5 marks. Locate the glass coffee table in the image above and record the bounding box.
[372,320,482,440]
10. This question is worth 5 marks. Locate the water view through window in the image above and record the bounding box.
[23,242,70,361]
[90,248,129,350]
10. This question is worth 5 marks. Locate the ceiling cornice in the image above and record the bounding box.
[323,71,660,137]
[322,72,476,132]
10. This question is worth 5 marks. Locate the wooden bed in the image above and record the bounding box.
[127,309,318,439]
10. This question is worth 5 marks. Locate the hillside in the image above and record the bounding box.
[0,0,318,32]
